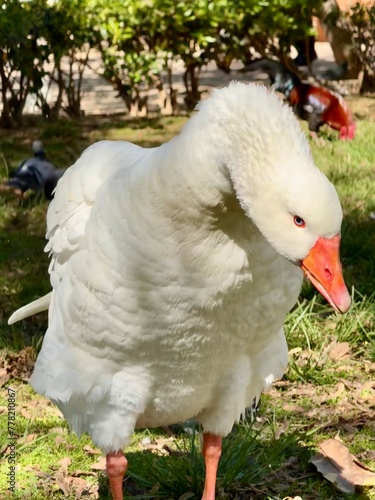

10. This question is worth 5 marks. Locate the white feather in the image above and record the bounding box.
[8,292,52,325]
[11,82,343,454]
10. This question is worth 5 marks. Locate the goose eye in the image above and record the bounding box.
[294,216,305,228]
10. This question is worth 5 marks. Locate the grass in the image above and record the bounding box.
[0,94,375,499]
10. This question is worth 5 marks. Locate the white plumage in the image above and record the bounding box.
[9,82,350,500]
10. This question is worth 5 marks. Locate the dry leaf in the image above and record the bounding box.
[4,347,36,381]
[359,450,375,462]
[310,453,355,493]
[83,444,101,455]
[19,407,33,419]
[275,421,289,440]
[282,404,305,413]
[68,476,89,498]
[352,455,375,473]
[55,435,67,447]
[0,367,10,386]
[328,382,346,400]
[58,457,72,474]
[140,436,175,455]
[329,342,350,361]
[55,472,71,495]
[71,469,97,477]
[289,347,302,356]
[87,483,100,499]
[310,438,375,493]
[90,457,107,470]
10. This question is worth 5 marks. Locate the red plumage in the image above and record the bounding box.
[289,84,355,140]
[243,59,356,140]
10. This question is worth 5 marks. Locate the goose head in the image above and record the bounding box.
[205,82,351,313]
[248,157,351,314]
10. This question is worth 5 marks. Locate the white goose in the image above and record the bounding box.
[9,82,351,500]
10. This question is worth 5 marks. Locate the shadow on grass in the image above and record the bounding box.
[0,192,49,348]
[96,423,372,500]
[1,114,190,176]
[97,424,296,500]
[340,216,375,296]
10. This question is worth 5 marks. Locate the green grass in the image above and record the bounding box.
[0,96,375,499]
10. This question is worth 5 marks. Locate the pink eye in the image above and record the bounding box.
[294,216,305,228]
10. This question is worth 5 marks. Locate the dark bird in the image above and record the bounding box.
[319,61,349,81]
[7,141,65,200]
[242,59,355,140]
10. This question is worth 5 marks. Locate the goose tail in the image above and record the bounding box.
[8,292,52,325]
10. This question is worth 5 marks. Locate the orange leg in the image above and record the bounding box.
[106,451,128,500]
[201,433,222,500]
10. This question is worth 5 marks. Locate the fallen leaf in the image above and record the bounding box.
[87,483,100,499]
[359,450,375,462]
[310,453,355,494]
[282,384,317,398]
[90,457,106,470]
[310,438,375,493]
[354,381,375,403]
[0,367,10,386]
[55,472,71,495]
[71,469,97,477]
[83,444,101,455]
[275,420,289,440]
[4,347,36,381]
[19,407,33,419]
[289,347,302,356]
[325,382,346,401]
[35,470,53,479]
[140,436,175,455]
[58,457,71,474]
[353,456,375,473]
[55,435,67,447]
[282,404,305,413]
[68,476,90,498]
[329,342,350,361]
[342,423,360,435]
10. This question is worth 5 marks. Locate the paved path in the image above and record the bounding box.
[23,42,337,117]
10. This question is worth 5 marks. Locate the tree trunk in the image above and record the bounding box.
[318,0,363,79]
[360,68,375,94]
[0,56,13,128]
[51,66,65,119]
[183,62,200,110]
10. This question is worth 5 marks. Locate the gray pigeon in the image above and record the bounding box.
[7,141,65,200]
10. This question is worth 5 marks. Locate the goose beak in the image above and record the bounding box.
[301,235,351,314]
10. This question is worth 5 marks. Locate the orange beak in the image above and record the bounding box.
[301,235,351,314]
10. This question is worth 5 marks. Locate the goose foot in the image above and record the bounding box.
[106,450,127,500]
[201,433,222,500]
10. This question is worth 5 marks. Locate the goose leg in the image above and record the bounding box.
[106,450,127,500]
[201,433,222,500]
